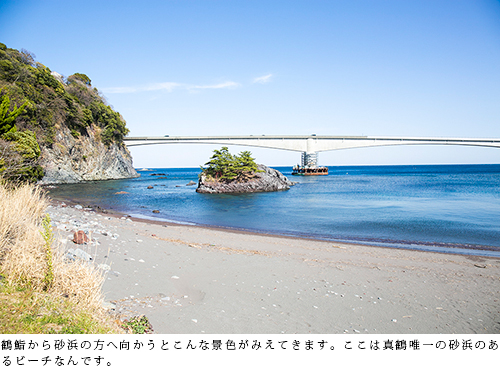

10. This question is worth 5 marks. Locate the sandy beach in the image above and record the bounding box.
[46,200,500,334]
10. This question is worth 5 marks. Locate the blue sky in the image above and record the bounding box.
[1,0,500,168]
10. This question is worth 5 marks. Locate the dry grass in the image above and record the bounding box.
[0,180,121,333]
[0,183,48,288]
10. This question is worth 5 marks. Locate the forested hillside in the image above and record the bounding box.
[0,43,131,182]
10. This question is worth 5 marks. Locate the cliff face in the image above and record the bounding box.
[38,124,138,184]
[196,164,293,194]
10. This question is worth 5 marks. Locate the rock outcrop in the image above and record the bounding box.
[38,124,138,184]
[196,164,294,194]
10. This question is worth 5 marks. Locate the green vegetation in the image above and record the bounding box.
[201,146,261,182]
[0,42,129,182]
[0,126,44,182]
[0,284,119,334]
[0,94,27,135]
[121,315,153,334]
[41,214,54,291]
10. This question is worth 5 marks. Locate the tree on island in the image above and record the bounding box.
[201,147,261,182]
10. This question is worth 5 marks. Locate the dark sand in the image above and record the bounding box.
[47,201,500,334]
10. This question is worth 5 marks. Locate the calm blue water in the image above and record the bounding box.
[47,165,500,257]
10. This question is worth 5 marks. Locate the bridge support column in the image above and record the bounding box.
[301,152,318,168]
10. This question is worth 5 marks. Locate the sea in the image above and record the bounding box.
[47,164,500,258]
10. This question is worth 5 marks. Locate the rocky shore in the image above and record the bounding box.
[196,164,294,193]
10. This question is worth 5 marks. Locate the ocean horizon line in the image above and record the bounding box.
[135,163,500,170]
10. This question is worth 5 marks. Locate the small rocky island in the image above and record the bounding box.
[196,147,294,194]
[197,163,293,193]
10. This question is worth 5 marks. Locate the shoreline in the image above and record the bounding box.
[118,214,500,259]
[47,191,500,259]
[45,197,500,334]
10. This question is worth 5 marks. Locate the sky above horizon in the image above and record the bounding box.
[1,0,500,168]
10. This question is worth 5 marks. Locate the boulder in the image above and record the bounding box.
[196,164,294,194]
[65,248,93,262]
[73,230,89,244]
[74,248,93,262]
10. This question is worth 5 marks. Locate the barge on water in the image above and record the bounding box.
[292,165,329,176]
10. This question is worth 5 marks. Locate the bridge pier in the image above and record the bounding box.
[301,152,318,168]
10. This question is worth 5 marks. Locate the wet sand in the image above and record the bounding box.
[46,201,500,334]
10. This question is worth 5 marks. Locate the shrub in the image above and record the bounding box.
[121,315,153,334]
[1,129,43,183]
[0,94,28,135]
[68,73,91,86]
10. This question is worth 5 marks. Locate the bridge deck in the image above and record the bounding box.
[123,135,500,152]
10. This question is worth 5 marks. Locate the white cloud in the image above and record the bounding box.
[190,81,240,90]
[252,74,273,84]
[144,82,182,92]
[102,82,181,94]
[102,80,239,94]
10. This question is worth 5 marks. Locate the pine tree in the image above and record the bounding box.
[235,150,258,181]
[201,147,260,182]
[202,147,238,181]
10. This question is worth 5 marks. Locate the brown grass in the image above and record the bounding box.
[0,181,120,332]
[0,183,48,287]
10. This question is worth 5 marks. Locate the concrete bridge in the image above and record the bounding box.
[123,135,500,167]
